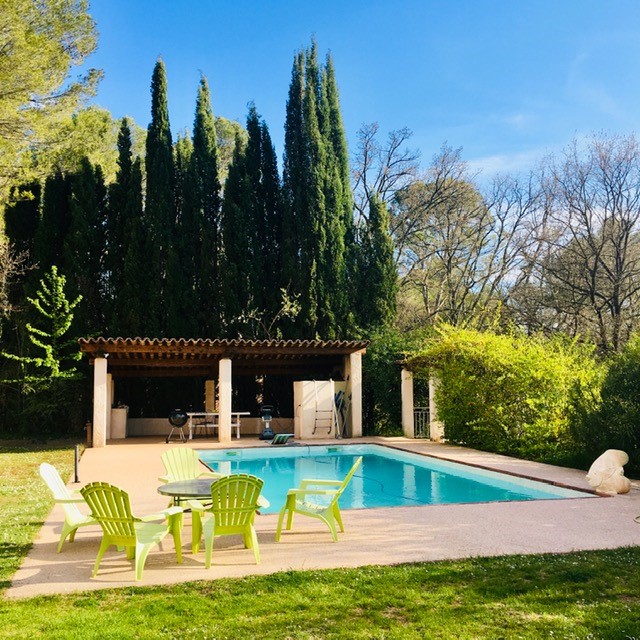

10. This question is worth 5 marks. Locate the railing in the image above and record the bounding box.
[414,407,430,438]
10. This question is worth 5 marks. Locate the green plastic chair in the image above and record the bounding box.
[80,481,183,580]
[188,474,264,567]
[159,446,222,484]
[276,456,363,542]
[159,446,223,505]
[39,462,97,553]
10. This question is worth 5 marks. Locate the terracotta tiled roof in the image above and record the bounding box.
[78,337,368,377]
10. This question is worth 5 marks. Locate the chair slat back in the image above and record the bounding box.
[161,447,202,481]
[332,456,363,505]
[81,482,136,539]
[210,474,263,529]
[40,462,84,520]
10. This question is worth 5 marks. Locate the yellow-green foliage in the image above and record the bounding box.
[408,326,602,460]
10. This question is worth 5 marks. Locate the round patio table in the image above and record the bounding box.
[158,479,270,509]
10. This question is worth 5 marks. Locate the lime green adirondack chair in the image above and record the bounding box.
[159,446,223,506]
[80,481,183,580]
[39,463,97,553]
[158,446,222,484]
[276,456,363,542]
[188,474,264,567]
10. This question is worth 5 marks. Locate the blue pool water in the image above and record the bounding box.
[197,444,590,514]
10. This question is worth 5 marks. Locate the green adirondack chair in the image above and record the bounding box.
[39,463,97,553]
[276,456,363,542]
[188,474,264,567]
[158,446,222,484]
[80,481,183,580]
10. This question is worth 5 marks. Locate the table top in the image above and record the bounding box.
[187,411,250,417]
[157,478,271,509]
[157,479,217,498]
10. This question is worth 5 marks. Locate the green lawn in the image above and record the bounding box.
[1,444,639,639]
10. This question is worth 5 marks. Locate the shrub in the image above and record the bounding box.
[407,325,601,462]
[363,327,430,436]
[571,334,640,475]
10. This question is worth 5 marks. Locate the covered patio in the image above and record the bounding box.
[79,337,369,447]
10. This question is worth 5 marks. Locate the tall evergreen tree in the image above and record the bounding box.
[145,59,175,336]
[358,195,397,330]
[34,171,72,273]
[106,118,146,336]
[220,104,284,335]
[165,134,197,337]
[64,157,107,335]
[281,51,306,312]
[189,76,221,336]
[220,135,253,333]
[117,157,147,336]
[282,41,354,338]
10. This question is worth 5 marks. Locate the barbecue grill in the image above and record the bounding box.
[166,409,188,443]
[258,404,275,440]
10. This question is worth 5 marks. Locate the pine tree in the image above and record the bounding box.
[64,157,107,335]
[189,76,221,336]
[145,59,175,336]
[358,195,397,330]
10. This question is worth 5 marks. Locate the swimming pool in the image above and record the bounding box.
[197,444,590,514]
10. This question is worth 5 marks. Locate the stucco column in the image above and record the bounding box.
[401,368,415,438]
[429,375,444,441]
[92,356,109,448]
[347,352,363,437]
[218,358,232,443]
[205,379,216,412]
[106,373,113,439]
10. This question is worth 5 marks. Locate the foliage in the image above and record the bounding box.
[0,445,639,640]
[363,326,430,435]
[144,59,175,336]
[408,326,601,461]
[356,194,397,330]
[1,266,84,437]
[570,333,640,474]
[0,0,101,205]
[282,40,354,339]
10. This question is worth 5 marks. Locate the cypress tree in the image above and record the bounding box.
[34,171,72,273]
[281,51,306,316]
[220,135,252,334]
[64,157,107,335]
[165,134,197,337]
[145,59,175,336]
[282,41,354,339]
[358,195,397,330]
[117,157,147,336]
[259,118,284,319]
[189,76,221,337]
[106,119,146,336]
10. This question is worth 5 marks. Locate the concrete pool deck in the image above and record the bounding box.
[6,437,640,599]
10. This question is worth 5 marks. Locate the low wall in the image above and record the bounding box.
[126,417,294,438]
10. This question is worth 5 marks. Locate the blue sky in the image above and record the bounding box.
[82,0,640,178]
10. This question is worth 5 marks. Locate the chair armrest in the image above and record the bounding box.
[300,478,342,488]
[197,471,224,479]
[158,475,170,484]
[55,496,86,504]
[139,506,184,522]
[287,488,340,497]
[186,499,207,513]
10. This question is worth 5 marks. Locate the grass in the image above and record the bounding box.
[1,444,640,639]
